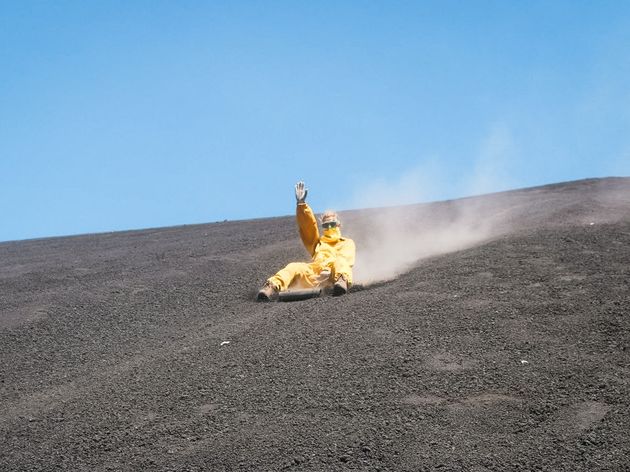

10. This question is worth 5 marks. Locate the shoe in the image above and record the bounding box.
[332,275,348,297]
[257,281,278,301]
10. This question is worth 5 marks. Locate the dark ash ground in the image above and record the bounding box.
[1,178,629,471]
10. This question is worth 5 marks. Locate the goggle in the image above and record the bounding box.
[322,221,338,229]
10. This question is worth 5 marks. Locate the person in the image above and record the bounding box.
[257,181,356,301]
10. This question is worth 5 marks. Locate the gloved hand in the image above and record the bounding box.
[295,181,308,203]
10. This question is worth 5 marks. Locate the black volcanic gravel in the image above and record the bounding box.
[1,177,630,471]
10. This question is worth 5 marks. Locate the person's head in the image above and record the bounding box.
[320,210,341,231]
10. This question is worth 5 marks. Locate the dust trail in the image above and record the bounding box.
[338,127,517,285]
[340,173,630,285]
[343,197,502,285]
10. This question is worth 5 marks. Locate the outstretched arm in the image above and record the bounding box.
[294,181,319,256]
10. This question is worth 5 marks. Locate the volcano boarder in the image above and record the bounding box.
[257,181,356,301]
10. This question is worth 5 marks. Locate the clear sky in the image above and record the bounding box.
[2,1,629,242]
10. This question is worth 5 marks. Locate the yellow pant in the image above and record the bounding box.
[268,262,333,291]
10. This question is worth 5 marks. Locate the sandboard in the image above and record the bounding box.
[277,287,322,302]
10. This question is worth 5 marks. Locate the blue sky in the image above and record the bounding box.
[1,1,629,242]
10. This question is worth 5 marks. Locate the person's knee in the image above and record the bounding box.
[286,262,303,271]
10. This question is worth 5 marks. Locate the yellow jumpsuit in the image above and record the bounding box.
[268,203,356,291]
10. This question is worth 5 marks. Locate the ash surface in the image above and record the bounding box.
[1,177,629,471]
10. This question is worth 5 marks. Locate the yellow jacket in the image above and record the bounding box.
[296,203,356,284]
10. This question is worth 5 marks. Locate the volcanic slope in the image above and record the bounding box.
[1,177,629,471]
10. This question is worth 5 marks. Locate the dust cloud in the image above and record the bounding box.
[340,171,630,285]
[334,126,523,284]
[343,197,503,285]
[339,138,516,285]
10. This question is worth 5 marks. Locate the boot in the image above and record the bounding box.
[257,281,278,301]
[333,275,348,297]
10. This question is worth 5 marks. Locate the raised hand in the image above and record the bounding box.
[295,181,308,203]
